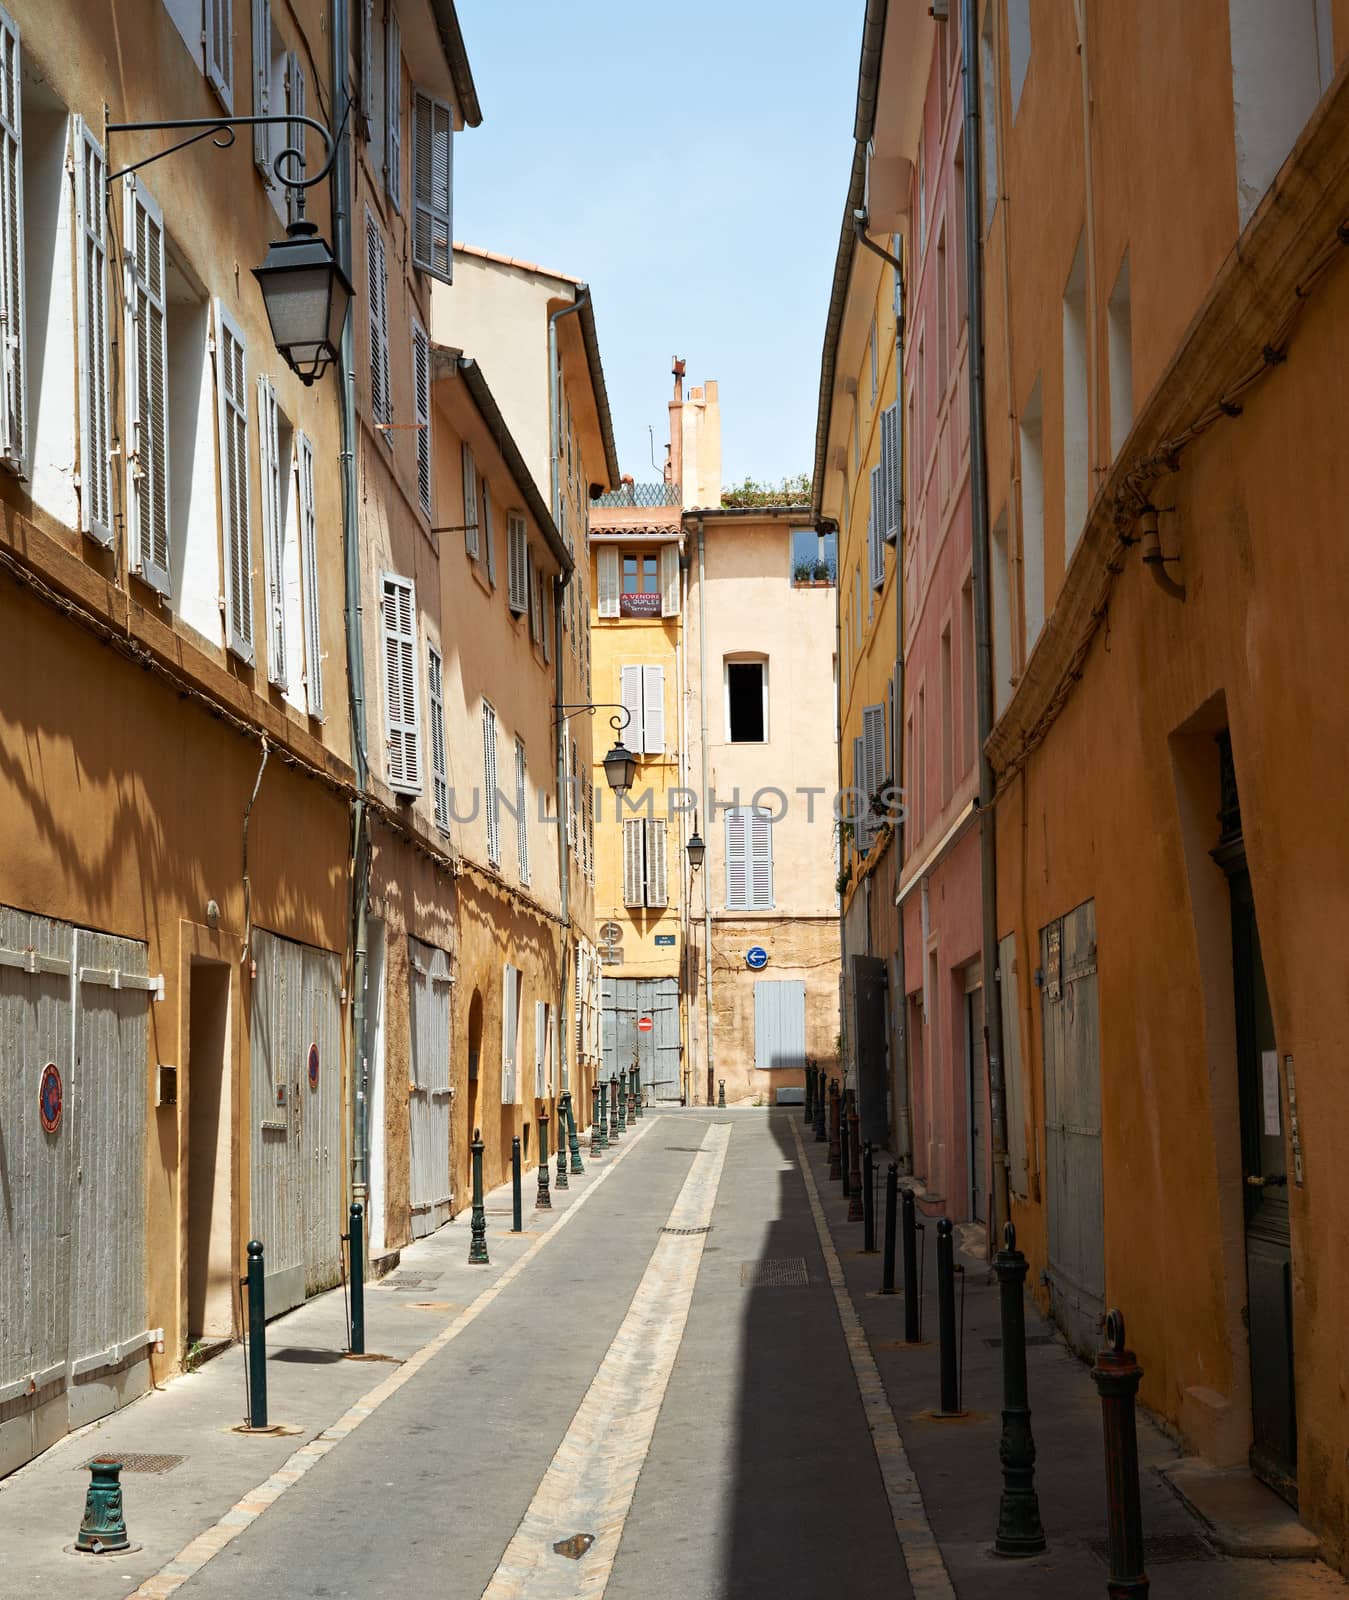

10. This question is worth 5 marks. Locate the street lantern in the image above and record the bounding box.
[252,218,353,386]
[686,829,705,871]
[603,735,638,797]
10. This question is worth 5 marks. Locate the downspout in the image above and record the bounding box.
[677,548,692,1105]
[696,516,714,1105]
[962,0,1010,1241]
[333,0,372,1204]
[835,508,849,1093]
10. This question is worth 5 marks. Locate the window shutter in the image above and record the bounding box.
[535,1000,546,1098]
[882,405,901,543]
[411,318,431,518]
[507,514,529,613]
[646,820,668,907]
[285,52,305,224]
[853,736,866,846]
[501,964,517,1104]
[567,730,578,850]
[365,211,391,434]
[359,0,374,128]
[515,737,529,882]
[869,464,885,589]
[462,442,479,558]
[863,703,887,794]
[0,4,24,476]
[252,0,271,174]
[659,542,680,616]
[125,176,170,597]
[214,301,253,658]
[384,10,401,211]
[620,664,644,754]
[411,87,453,284]
[749,807,774,908]
[623,819,645,908]
[642,664,665,755]
[204,0,234,110]
[482,699,500,864]
[381,573,421,794]
[257,376,287,686]
[725,808,748,911]
[575,955,583,1056]
[296,431,324,718]
[428,644,449,833]
[482,478,496,586]
[597,546,619,617]
[73,120,113,546]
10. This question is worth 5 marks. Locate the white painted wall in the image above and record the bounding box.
[166,266,221,645]
[25,100,77,529]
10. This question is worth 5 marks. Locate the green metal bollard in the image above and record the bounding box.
[245,1238,267,1428]
[608,1075,621,1141]
[75,1458,130,1553]
[536,1109,552,1210]
[566,1088,584,1173]
[555,1097,569,1190]
[347,1202,365,1355]
[616,1074,627,1135]
[589,1081,603,1156]
[469,1129,490,1264]
[718,1078,726,1108]
[598,1077,610,1149]
[511,1134,523,1232]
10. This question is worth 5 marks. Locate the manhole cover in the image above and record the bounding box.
[984,1334,1057,1348]
[77,1453,182,1475]
[662,1225,712,1236]
[740,1258,809,1288]
[271,1347,346,1364]
[1088,1534,1215,1566]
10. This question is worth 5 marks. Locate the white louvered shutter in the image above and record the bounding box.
[125,177,170,596]
[646,820,668,908]
[515,737,529,882]
[74,121,113,546]
[252,0,271,175]
[620,664,644,754]
[384,10,401,210]
[507,514,528,613]
[0,6,24,476]
[502,964,517,1103]
[382,574,421,794]
[853,735,868,846]
[597,546,619,617]
[575,956,584,1055]
[412,318,431,518]
[411,88,452,283]
[482,700,500,865]
[869,465,884,589]
[642,664,665,755]
[257,377,286,686]
[660,543,680,616]
[528,563,541,642]
[285,52,305,224]
[749,807,774,908]
[482,479,496,585]
[462,442,479,558]
[428,644,449,832]
[535,1001,546,1098]
[882,405,901,542]
[215,302,252,658]
[205,0,234,110]
[365,212,391,436]
[725,808,748,910]
[623,820,645,908]
[567,730,577,849]
[296,432,323,717]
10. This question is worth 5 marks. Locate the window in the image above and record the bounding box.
[482,698,500,864]
[991,509,1013,715]
[427,645,448,833]
[462,441,479,559]
[917,131,926,254]
[411,86,452,283]
[917,683,928,836]
[725,658,766,743]
[620,663,665,754]
[501,963,520,1104]
[623,551,657,592]
[204,0,233,111]
[534,1000,551,1097]
[384,9,401,211]
[296,432,323,718]
[940,624,953,802]
[858,701,886,846]
[725,806,773,910]
[879,406,901,545]
[365,211,391,441]
[507,513,529,613]
[0,9,26,476]
[215,301,254,660]
[250,9,308,222]
[529,560,543,643]
[257,376,295,691]
[960,578,975,773]
[382,574,421,794]
[953,137,968,330]
[412,318,431,518]
[791,526,837,583]
[1007,0,1031,119]
[597,544,619,617]
[481,476,496,586]
[755,980,806,1070]
[1063,233,1088,559]
[165,246,217,643]
[868,465,884,590]
[125,176,170,596]
[1107,251,1133,459]
[936,224,948,389]
[622,818,668,908]
[979,3,999,229]
[1230,0,1330,224]
[1019,375,1045,650]
[515,737,529,883]
[74,120,113,545]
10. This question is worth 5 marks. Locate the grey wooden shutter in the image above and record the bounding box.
[482,478,496,585]
[412,318,431,518]
[646,820,668,907]
[296,431,323,718]
[124,177,170,596]
[359,0,374,128]
[205,0,234,110]
[882,405,901,542]
[869,464,884,589]
[623,820,645,907]
[749,807,774,908]
[252,0,271,175]
[285,51,305,224]
[528,562,541,643]
[515,737,529,882]
[534,1000,547,1098]
[863,703,887,791]
[381,573,421,794]
[384,9,401,210]
[427,644,449,832]
[621,664,644,753]
[755,980,806,1070]
[257,377,287,687]
[725,808,749,910]
[411,87,452,283]
[74,120,113,546]
[597,546,619,617]
[462,442,479,558]
[482,699,500,864]
[501,964,517,1103]
[215,301,253,659]
[0,4,24,477]
[660,542,680,616]
[507,514,528,613]
[853,734,868,847]
[365,211,391,436]
[642,664,665,754]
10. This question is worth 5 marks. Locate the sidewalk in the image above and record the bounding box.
[796,1112,1349,1597]
[0,1119,653,1600]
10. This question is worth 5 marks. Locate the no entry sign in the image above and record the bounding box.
[637,1016,654,1033]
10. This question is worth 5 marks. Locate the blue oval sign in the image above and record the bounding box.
[746,946,769,970]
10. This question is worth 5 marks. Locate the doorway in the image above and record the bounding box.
[965,976,987,1224]
[187,960,233,1342]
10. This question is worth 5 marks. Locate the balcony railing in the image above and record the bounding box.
[593,482,683,508]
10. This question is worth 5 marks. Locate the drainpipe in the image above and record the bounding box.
[696,516,714,1105]
[962,0,1010,1241]
[332,0,372,1204]
[834,505,849,1092]
[677,548,692,1105]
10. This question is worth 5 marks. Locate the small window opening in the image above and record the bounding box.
[728,661,765,743]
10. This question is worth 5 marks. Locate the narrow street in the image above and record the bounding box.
[4,1111,1344,1599]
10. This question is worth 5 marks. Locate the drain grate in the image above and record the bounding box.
[661,1225,712,1236]
[1088,1534,1216,1566]
[78,1453,183,1475]
[984,1333,1057,1348]
[377,1271,442,1291]
[741,1257,809,1288]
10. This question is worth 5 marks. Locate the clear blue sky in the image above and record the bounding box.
[453,1,863,489]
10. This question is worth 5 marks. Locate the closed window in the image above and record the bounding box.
[482,699,500,865]
[428,645,449,833]
[725,805,773,910]
[725,659,767,743]
[382,573,421,794]
[620,663,665,755]
[501,963,520,1103]
[623,819,668,909]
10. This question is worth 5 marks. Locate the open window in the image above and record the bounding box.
[725,657,768,744]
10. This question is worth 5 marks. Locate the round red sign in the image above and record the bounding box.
[637,1017,654,1033]
[39,1062,62,1133]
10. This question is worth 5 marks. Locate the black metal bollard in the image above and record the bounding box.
[804,1061,815,1124]
[902,1187,921,1341]
[511,1135,523,1231]
[814,1073,827,1142]
[566,1087,584,1173]
[1093,1310,1149,1597]
[347,1202,365,1355]
[828,1082,842,1179]
[718,1078,726,1108]
[245,1239,267,1428]
[469,1129,489,1264]
[993,1222,1046,1556]
[936,1218,961,1414]
[882,1162,898,1293]
[862,1142,877,1251]
[847,1105,864,1221]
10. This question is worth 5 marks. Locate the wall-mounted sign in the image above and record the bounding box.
[620,592,662,618]
[654,933,676,946]
[637,1016,654,1033]
[746,946,769,970]
[308,1042,320,1090]
[598,922,624,945]
[39,1062,62,1133]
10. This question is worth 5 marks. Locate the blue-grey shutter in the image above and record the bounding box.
[725,807,748,910]
[748,807,773,908]
[411,87,452,283]
[0,3,25,476]
[869,465,884,589]
[754,980,806,1070]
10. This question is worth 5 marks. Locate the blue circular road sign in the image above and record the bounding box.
[745,946,769,970]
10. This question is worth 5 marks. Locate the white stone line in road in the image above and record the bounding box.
[789,1117,957,1600]
[479,1120,733,1600]
[124,1116,659,1600]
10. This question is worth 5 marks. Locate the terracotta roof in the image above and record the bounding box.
[452,242,584,287]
